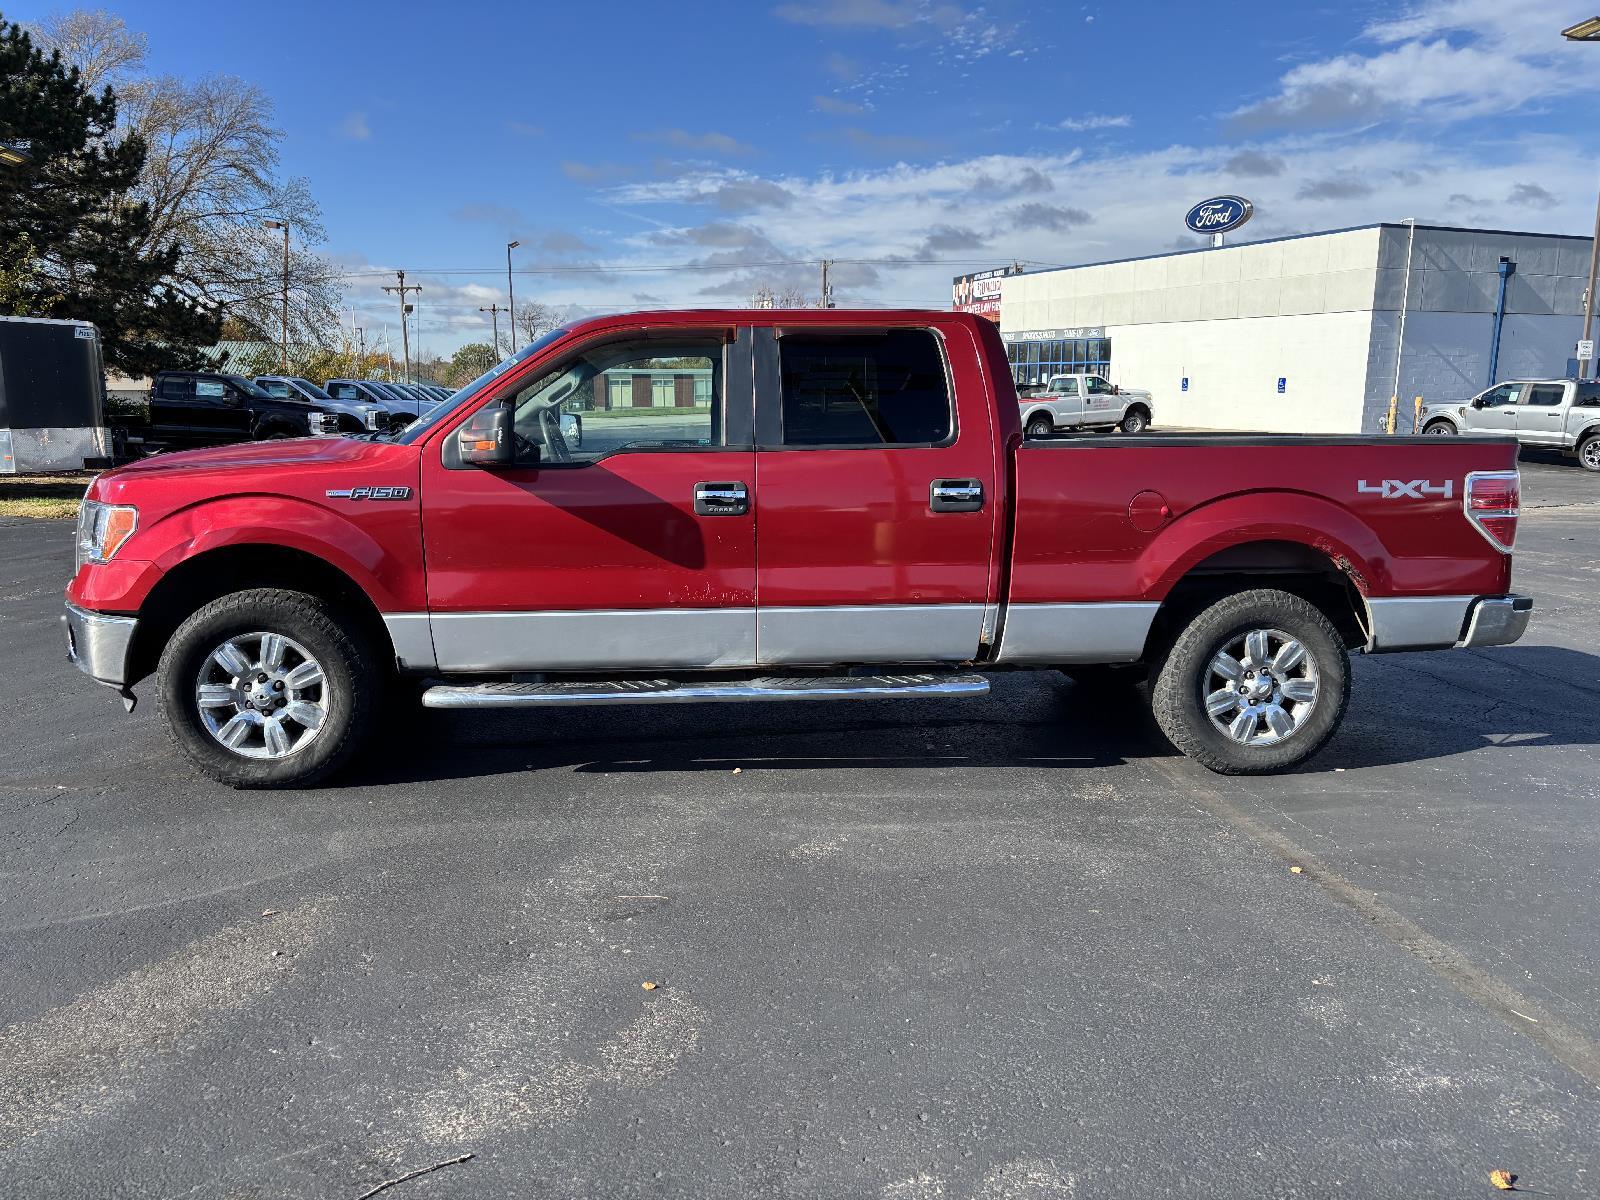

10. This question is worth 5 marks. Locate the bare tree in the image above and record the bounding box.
[513,300,561,346]
[750,281,810,308]
[31,10,341,346]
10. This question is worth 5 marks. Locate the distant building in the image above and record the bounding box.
[975,223,1592,434]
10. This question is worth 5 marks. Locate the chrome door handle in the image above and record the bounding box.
[930,478,984,513]
[694,481,749,516]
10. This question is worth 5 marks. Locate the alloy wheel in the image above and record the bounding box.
[194,631,329,759]
[1202,627,1320,747]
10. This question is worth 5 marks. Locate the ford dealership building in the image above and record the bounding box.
[959,222,1594,434]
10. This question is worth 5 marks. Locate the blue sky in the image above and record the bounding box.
[11,0,1600,355]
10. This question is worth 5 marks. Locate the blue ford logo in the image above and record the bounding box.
[1185,196,1253,235]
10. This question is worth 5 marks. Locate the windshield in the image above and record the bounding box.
[289,377,334,401]
[397,327,570,445]
[224,374,272,399]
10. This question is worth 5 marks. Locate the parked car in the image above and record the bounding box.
[323,379,430,430]
[65,309,1529,788]
[253,375,385,435]
[1419,379,1600,471]
[1019,373,1153,437]
[119,371,328,452]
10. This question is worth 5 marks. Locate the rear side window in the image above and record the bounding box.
[157,377,188,399]
[778,330,951,447]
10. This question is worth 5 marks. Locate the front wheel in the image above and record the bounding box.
[157,588,378,787]
[1025,414,1054,438]
[1150,588,1350,775]
[1120,409,1148,434]
[1423,420,1457,436]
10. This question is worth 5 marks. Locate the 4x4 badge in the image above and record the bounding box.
[326,486,412,501]
[1358,479,1453,499]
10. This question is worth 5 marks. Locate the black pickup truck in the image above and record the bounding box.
[114,371,335,453]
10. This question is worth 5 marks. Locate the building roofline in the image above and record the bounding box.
[1008,221,1594,280]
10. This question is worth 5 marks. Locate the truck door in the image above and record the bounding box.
[750,322,1000,666]
[1464,383,1521,436]
[1083,374,1119,424]
[1052,377,1085,427]
[1515,382,1567,445]
[417,327,757,673]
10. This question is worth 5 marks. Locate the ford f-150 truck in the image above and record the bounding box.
[63,310,1531,788]
[1019,373,1152,437]
[1419,378,1600,471]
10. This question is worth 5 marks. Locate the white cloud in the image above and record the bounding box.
[1232,0,1596,129]
[1054,114,1131,132]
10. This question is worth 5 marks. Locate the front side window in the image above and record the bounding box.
[158,378,189,399]
[259,380,290,397]
[1481,384,1521,407]
[1085,375,1114,395]
[778,330,951,447]
[508,338,722,465]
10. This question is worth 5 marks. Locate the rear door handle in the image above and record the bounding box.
[694,480,749,516]
[930,478,984,513]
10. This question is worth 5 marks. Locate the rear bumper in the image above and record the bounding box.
[1458,594,1533,649]
[62,601,138,688]
[1366,593,1532,651]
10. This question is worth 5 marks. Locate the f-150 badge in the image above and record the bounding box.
[1358,479,1453,499]
[326,486,412,501]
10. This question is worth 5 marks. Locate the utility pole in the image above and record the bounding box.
[1582,185,1600,380]
[354,326,365,376]
[382,270,422,386]
[506,240,521,349]
[819,258,834,308]
[479,304,505,356]
[263,219,290,371]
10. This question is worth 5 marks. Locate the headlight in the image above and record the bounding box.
[76,500,138,571]
[365,408,382,430]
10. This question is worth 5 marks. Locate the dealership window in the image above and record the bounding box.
[1005,336,1111,386]
[778,330,952,447]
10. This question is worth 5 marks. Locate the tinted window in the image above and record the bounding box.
[779,330,951,447]
[157,377,188,399]
[1525,384,1565,406]
[223,374,272,399]
[1576,384,1600,407]
[289,377,334,400]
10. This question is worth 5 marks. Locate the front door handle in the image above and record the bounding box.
[694,480,749,516]
[930,478,984,513]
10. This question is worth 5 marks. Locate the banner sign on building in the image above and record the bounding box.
[1010,327,1105,342]
[951,265,1022,323]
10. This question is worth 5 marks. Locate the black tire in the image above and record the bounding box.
[1150,588,1350,775]
[1120,407,1149,434]
[156,588,378,788]
[1577,433,1600,472]
[1025,414,1054,437]
[1423,420,1457,436]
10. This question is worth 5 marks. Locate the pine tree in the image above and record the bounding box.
[0,16,219,374]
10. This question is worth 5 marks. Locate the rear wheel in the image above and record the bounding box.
[157,588,377,788]
[1150,588,1350,775]
[1578,433,1600,472]
[1423,420,1457,436]
[1025,414,1054,437]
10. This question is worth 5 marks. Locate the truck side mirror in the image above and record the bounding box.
[457,404,516,467]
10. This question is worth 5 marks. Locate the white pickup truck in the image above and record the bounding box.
[1019,373,1153,437]
[1419,378,1600,471]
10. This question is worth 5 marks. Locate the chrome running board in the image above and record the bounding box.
[421,673,990,709]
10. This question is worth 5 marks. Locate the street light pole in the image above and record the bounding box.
[1562,18,1600,379]
[506,240,521,351]
[262,219,289,372]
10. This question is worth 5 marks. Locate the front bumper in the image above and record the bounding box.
[62,601,138,688]
[1458,594,1533,649]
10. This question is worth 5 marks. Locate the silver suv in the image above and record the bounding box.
[1420,379,1600,471]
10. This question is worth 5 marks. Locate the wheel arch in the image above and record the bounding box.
[1021,405,1056,430]
[127,544,396,686]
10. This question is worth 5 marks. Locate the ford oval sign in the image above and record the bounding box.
[1184,196,1253,236]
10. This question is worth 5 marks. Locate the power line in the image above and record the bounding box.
[333,256,1062,281]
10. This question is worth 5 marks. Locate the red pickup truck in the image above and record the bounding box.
[64,309,1531,787]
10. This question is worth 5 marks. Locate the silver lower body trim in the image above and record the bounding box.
[994,601,1160,664]
[422,673,990,709]
[382,613,438,672]
[426,607,758,673]
[757,603,984,665]
[62,602,138,688]
[1457,594,1532,648]
[1366,595,1476,651]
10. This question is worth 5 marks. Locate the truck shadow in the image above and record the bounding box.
[345,643,1600,786]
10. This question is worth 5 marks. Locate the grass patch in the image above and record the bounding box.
[0,473,90,519]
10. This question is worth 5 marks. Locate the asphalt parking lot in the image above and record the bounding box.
[2,453,1598,1198]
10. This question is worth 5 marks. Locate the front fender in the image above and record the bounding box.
[71,493,425,613]
[1137,490,1390,600]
